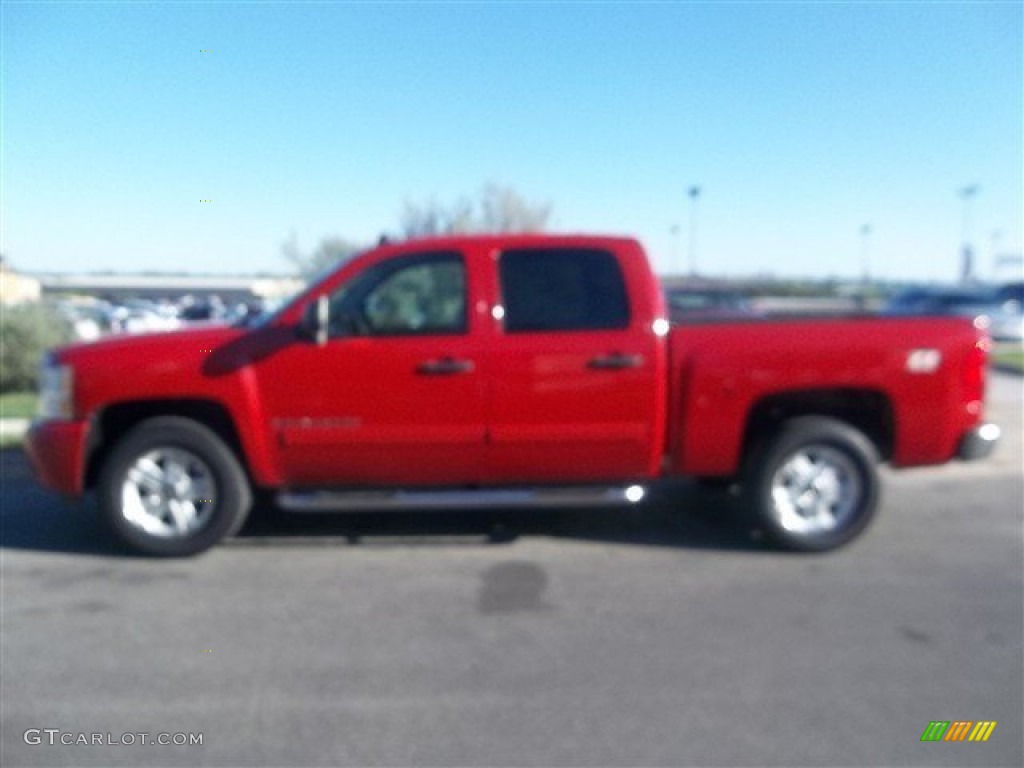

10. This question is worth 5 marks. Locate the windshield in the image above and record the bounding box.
[249,254,365,328]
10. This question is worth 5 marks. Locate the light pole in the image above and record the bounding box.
[959,185,979,284]
[670,223,680,275]
[990,229,1003,279]
[688,186,701,276]
[859,223,872,308]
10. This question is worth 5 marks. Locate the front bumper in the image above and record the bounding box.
[957,422,1001,461]
[24,419,90,496]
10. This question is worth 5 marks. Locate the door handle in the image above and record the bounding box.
[587,353,644,370]
[416,358,475,375]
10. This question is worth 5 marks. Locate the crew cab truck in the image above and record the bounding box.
[27,235,1000,556]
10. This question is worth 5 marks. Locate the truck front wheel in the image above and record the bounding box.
[744,416,880,552]
[97,417,252,556]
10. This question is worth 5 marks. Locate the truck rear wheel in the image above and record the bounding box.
[97,417,251,556]
[744,416,879,552]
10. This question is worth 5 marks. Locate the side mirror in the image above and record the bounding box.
[298,295,329,347]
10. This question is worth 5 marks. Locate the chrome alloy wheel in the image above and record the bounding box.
[120,448,217,538]
[769,445,861,536]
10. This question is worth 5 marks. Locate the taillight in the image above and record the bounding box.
[962,336,988,417]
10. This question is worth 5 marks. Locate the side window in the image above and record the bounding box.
[499,248,630,333]
[329,253,466,337]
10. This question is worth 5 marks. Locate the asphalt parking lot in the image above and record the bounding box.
[2,373,1021,767]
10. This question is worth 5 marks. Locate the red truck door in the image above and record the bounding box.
[484,244,663,483]
[256,250,486,486]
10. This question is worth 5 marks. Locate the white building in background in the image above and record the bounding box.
[31,272,305,303]
[0,256,42,305]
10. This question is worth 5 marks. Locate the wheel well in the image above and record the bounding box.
[85,399,245,489]
[743,389,894,462]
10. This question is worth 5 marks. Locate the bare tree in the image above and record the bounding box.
[281,231,363,279]
[399,199,464,238]
[478,183,551,233]
[283,185,552,276]
[400,184,551,237]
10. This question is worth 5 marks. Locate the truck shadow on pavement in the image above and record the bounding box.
[2,448,762,557]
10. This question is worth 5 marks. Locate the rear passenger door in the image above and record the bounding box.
[485,246,661,484]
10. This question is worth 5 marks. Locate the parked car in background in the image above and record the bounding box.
[883,286,992,318]
[225,300,266,326]
[178,295,228,324]
[991,282,1024,343]
[995,282,1023,305]
[49,294,275,341]
[883,285,1023,342]
[108,300,182,335]
[55,300,111,341]
[666,286,760,322]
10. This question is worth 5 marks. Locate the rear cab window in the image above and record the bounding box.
[498,247,631,333]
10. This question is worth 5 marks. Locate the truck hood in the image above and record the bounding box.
[54,324,246,369]
[52,325,254,419]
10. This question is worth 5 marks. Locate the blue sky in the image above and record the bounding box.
[4,1,1021,280]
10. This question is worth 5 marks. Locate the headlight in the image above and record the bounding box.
[37,353,74,420]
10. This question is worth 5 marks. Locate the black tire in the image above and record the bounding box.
[97,416,252,556]
[743,416,880,552]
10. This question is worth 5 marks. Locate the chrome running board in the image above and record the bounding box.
[277,485,647,513]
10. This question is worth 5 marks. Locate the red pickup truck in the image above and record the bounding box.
[27,235,999,556]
